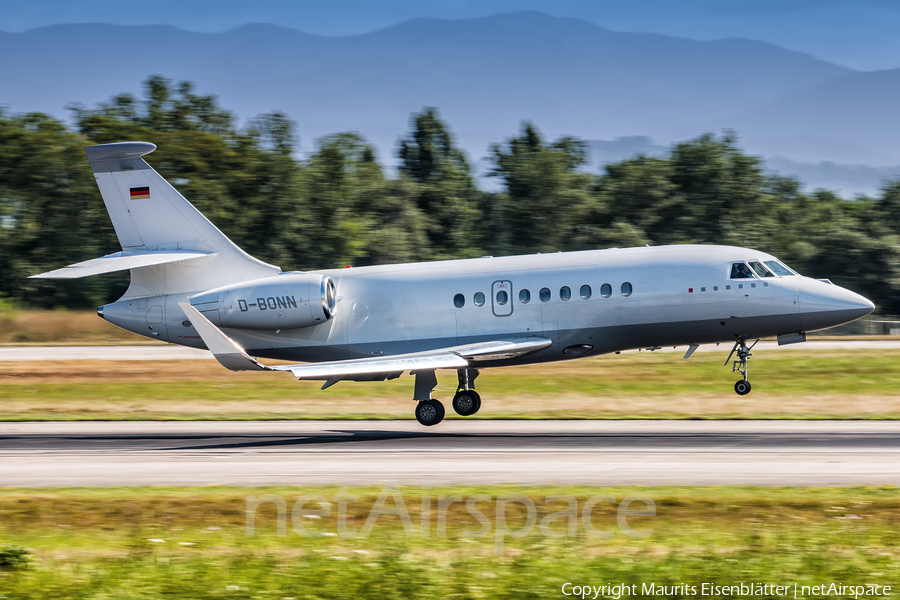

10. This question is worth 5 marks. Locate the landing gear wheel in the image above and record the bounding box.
[725,338,758,396]
[415,399,445,426]
[734,380,752,395]
[452,390,482,416]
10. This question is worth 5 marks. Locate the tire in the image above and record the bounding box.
[470,392,482,415]
[452,390,481,416]
[415,399,445,426]
[734,380,752,395]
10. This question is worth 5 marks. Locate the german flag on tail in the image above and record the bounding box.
[130,186,150,200]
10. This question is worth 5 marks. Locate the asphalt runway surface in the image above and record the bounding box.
[0,420,897,487]
[3,339,900,361]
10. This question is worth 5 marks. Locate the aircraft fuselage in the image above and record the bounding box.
[100,244,873,365]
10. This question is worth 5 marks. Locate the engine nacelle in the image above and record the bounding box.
[189,273,336,330]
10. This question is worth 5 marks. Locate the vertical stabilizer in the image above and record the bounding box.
[85,142,280,297]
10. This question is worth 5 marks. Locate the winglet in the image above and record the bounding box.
[178,302,270,371]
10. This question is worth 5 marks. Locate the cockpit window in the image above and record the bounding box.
[749,261,775,278]
[730,262,756,279]
[764,260,797,276]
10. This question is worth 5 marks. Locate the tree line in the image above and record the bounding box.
[2,76,899,314]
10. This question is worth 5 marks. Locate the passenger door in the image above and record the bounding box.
[492,280,513,317]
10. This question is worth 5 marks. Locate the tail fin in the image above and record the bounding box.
[84,142,279,298]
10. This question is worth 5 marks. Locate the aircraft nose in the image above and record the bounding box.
[798,279,874,332]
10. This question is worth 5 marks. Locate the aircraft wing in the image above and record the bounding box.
[30,249,216,279]
[272,337,552,381]
[179,303,551,384]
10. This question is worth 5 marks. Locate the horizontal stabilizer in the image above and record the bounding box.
[30,250,216,279]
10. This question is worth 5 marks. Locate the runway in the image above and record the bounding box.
[0,420,898,487]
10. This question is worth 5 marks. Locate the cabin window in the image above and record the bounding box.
[496,290,509,305]
[764,260,797,276]
[621,282,633,297]
[580,284,592,299]
[540,287,551,302]
[730,262,756,279]
[453,293,465,308]
[600,283,612,298]
[560,286,572,301]
[474,292,485,306]
[519,289,531,304]
[749,261,775,277]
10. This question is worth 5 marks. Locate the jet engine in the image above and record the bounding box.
[189,273,336,330]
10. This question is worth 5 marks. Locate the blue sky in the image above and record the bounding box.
[1,0,899,70]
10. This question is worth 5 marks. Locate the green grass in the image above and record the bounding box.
[0,486,897,598]
[2,350,900,420]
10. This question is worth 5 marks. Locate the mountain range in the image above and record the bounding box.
[1,11,897,195]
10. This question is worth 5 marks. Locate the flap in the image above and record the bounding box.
[273,353,470,380]
[273,337,551,380]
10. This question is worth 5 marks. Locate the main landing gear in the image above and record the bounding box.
[413,368,481,426]
[452,389,481,416]
[415,399,445,426]
[452,368,481,416]
[724,337,758,395]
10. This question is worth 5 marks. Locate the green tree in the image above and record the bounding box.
[489,123,593,254]
[665,133,775,248]
[0,111,124,308]
[398,108,482,259]
[300,133,429,268]
[582,156,674,249]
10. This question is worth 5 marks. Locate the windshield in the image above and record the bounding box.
[749,261,775,277]
[764,260,797,276]
[730,262,756,279]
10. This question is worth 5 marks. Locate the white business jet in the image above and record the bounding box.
[32,142,874,425]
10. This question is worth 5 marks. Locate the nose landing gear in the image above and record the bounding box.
[725,337,758,395]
